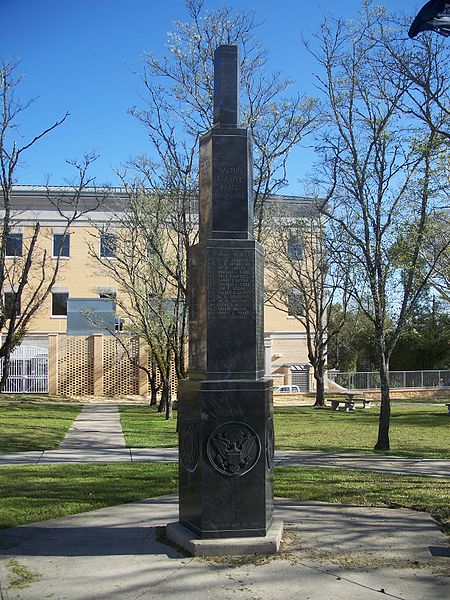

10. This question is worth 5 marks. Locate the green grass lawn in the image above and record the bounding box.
[0,463,178,529]
[275,405,450,458]
[0,464,448,536]
[0,394,80,403]
[119,404,449,458]
[119,405,179,447]
[0,402,82,452]
[274,466,450,535]
[390,396,450,404]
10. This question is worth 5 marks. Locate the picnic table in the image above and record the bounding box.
[328,392,372,412]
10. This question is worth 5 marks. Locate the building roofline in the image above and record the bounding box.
[9,185,126,198]
[9,185,320,204]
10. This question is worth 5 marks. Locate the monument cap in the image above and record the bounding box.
[213,45,240,128]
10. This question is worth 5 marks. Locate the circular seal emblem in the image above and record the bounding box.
[179,419,200,472]
[266,417,275,469]
[206,422,261,477]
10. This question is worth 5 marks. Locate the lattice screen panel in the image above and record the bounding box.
[170,360,178,397]
[103,336,140,396]
[58,336,94,396]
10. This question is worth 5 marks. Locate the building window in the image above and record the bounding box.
[53,233,70,257]
[287,237,302,260]
[100,233,116,258]
[3,292,20,318]
[5,233,23,257]
[52,292,68,316]
[287,290,304,317]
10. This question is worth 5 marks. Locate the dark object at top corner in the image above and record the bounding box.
[408,0,450,38]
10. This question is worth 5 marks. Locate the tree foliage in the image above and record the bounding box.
[130,0,318,239]
[309,1,449,449]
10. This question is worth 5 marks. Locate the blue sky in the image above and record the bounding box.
[2,0,421,193]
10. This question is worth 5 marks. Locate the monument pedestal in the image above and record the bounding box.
[176,378,274,539]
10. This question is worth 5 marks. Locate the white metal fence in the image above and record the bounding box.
[0,346,48,393]
[332,370,450,390]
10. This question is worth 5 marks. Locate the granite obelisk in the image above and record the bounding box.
[167,45,280,554]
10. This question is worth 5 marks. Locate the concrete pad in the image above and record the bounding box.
[0,496,448,600]
[130,448,178,462]
[166,519,283,556]
[0,451,43,466]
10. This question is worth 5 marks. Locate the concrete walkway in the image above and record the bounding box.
[1,403,450,477]
[274,450,450,478]
[0,495,449,599]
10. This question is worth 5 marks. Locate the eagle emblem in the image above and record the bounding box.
[207,422,261,476]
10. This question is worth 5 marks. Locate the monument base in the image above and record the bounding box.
[178,378,274,539]
[166,519,283,557]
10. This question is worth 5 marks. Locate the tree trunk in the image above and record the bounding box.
[0,353,11,392]
[165,393,173,421]
[158,376,173,420]
[313,367,326,407]
[149,363,159,406]
[158,380,168,413]
[374,348,391,451]
[164,363,173,420]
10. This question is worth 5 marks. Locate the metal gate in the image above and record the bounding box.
[291,364,310,392]
[0,346,48,393]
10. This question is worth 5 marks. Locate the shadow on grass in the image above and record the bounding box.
[274,466,450,533]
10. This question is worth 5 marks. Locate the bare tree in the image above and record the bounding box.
[265,203,352,406]
[379,17,450,141]
[309,2,449,449]
[119,0,318,408]
[0,60,103,390]
[129,0,318,241]
[88,179,194,419]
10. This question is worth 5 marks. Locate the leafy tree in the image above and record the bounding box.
[310,2,449,449]
[422,212,450,303]
[327,305,378,372]
[390,296,450,370]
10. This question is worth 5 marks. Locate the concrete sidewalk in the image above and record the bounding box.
[1,402,450,477]
[2,447,450,478]
[0,495,448,599]
[274,450,450,478]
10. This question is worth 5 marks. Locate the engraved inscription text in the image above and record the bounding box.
[208,249,254,320]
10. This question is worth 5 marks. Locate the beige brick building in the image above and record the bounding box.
[1,186,316,394]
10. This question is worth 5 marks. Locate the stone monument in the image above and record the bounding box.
[166,45,282,556]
